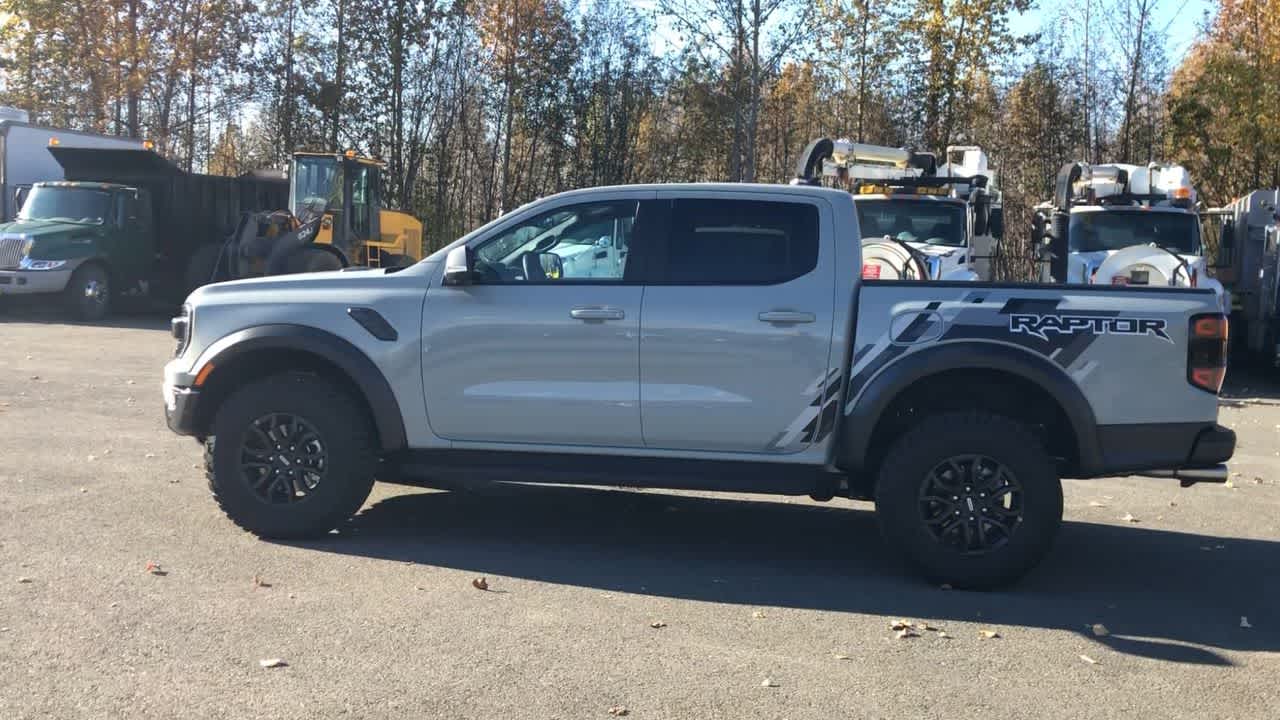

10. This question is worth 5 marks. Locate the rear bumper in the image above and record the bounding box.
[0,268,72,294]
[1094,422,1235,478]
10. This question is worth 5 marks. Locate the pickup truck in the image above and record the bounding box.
[162,183,1235,588]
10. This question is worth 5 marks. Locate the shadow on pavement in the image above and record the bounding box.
[1222,358,1280,403]
[0,303,171,331]
[285,482,1277,666]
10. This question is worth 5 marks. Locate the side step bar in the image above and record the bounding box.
[1139,465,1229,487]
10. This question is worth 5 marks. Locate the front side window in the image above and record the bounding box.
[291,157,341,217]
[19,187,111,225]
[660,199,819,284]
[855,198,966,247]
[473,200,637,282]
[1069,210,1200,254]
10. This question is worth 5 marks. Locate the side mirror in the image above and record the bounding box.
[442,245,474,286]
[1030,211,1047,245]
[988,207,1004,240]
[13,186,29,214]
[1215,218,1235,268]
[521,250,564,281]
[973,199,989,237]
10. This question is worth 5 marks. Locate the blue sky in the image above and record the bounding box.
[1011,0,1217,62]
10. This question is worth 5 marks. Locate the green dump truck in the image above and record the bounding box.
[0,146,285,320]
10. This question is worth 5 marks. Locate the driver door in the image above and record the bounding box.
[420,195,655,447]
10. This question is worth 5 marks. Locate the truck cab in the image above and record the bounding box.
[0,181,154,320]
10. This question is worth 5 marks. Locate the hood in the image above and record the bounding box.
[186,261,437,307]
[0,218,103,240]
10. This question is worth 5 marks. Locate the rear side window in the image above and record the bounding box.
[659,199,819,284]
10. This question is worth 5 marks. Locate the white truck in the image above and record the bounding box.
[1034,161,1228,311]
[0,117,145,222]
[793,138,1002,281]
[1208,189,1280,363]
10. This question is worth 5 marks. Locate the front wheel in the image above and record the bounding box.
[63,262,110,322]
[207,372,377,538]
[874,411,1063,589]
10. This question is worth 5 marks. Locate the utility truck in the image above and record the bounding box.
[163,183,1233,588]
[1034,161,1228,311]
[793,138,1002,281]
[1207,189,1280,364]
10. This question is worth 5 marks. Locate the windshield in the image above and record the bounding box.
[18,186,111,225]
[291,156,341,217]
[1069,210,1199,254]
[855,198,966,247]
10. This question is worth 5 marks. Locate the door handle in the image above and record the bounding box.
[758,310,815,324]
[570,306,625,321]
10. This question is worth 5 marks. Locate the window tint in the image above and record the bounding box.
[473,200,637,283]
[662,199,819,284]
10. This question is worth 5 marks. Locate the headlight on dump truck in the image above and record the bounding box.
[17,257,66,270]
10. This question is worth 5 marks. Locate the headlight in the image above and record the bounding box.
[18,257,67,270]
[171,304,193,357]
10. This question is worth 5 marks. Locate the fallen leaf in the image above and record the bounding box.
[1120,513,1140,523]
[760,678,779,688]
[145,562,167,576]
[17,577,32,584]
[913,621,934,632]
[649,621,667,629]
[890,618,913,631]
[978,630,1000,640]
[607,706,629,716]
[144,453,156,459]
[1254,476,1265,484]
[1225,480,1236,489]
[1168,501,1177,507]
[937,631,950,639]
[1088,500,1107,508]
[87,454,96,462]
[471,577,488,591]
[78,488,88,494]
[103,448,111,455]
[833,653,851,660]
[259,658,287,668]
[1079,654,1099,665]
[896,628,919,639]
[126,380,136,385]
[1091,623,1109,637]
[253,575,272,589]
[1240,616,1253,629]
[752,610,767,619]
[0,627,8,632]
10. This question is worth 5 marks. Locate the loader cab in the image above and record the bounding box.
[290,152,381,257]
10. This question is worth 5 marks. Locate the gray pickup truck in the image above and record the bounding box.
[162,183,1234,587]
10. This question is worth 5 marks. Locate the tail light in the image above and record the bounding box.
[1187,313,1228,393]
[861,263,882,280]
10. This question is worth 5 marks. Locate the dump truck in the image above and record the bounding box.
[1207,189,1280,364]
[0,146,286,319]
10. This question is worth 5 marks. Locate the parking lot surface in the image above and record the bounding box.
[1,311,1277,719]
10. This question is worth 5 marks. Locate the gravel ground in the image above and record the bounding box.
[1,310,1277,719]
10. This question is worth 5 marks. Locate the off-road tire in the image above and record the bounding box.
[206,372,377,538]
[874,411,1063,589]
[63,262,110,322]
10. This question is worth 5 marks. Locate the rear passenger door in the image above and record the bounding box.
[639,194,837,453]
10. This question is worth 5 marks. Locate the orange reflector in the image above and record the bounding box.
[1191,366,1226,393]
[193,362,216,387]
[48,137,60,146]
[1193,316,1227,339]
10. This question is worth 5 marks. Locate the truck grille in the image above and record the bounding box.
[0,236,25,269]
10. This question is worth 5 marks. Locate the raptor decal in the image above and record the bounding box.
[1009,314,1172,343]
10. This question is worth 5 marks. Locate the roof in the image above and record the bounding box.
[35,180,133,191]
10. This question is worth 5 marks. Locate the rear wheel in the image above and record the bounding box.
[874,411,1063,589]
[207,372,377,538]
[63,262,110,322]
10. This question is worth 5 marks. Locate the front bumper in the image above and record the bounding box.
[163,381,202,436]
[0,268,73,295]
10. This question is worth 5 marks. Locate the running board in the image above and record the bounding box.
[1138,465,1229,487]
